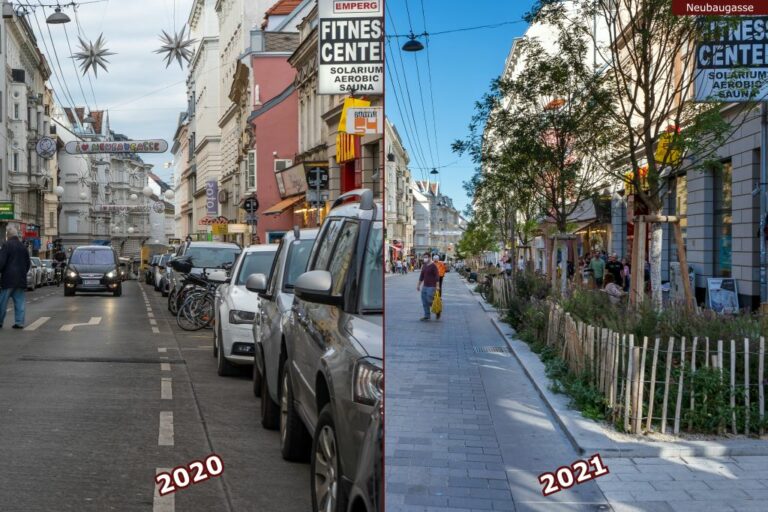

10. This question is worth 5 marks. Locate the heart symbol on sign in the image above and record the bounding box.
[81,144,89,151]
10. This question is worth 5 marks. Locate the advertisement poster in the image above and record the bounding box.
[318,0,384,95]
[205,180,218,217]
[707,278,739,314]
[694,17,768,102]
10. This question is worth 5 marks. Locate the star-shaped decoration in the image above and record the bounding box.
[77,209,90,220]
[155,27,196,69]
[77,170,91,187]
[73,34,115,77]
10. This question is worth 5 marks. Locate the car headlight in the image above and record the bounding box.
[105,270,117,279]
[229,310,256,324]
[67,270,78,278]
[353,358,383,406]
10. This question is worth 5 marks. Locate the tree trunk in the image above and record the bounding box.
[650,218,664,311]
[560,238,568,297]
[550,237,558,294]
[510,215,517,282]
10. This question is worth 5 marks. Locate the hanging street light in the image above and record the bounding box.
[164,189,174,201]
[402,33,425,52]
[430,168,439,175]
[54,186,64,197]
[142,186,154,198]
[46,6,71,24]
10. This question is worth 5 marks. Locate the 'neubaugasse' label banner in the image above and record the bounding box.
[695,17,768,101]
[318,1,383,95]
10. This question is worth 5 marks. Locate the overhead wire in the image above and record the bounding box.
[420,0,441,170]
[386,19,528,39]
[73,5,99,109]
[46,4,92,112]
[404,0,436,175]
[386,4,431,183]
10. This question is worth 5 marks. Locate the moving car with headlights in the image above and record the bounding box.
[64,246,123,297]
[246,227,319,429]
[41,260,56,285]
[29,257,45,288]
[213,244,277,376]
[279,189,383,512]
[167,241,241,314]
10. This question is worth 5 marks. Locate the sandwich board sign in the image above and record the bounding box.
[318,1,384,95]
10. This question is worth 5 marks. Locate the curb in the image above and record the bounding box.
[463,278,768,458]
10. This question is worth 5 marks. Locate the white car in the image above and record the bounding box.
[29,257,45,288]
[213,244,278,376]
[41,260,56,285]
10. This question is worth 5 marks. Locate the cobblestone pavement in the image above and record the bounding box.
[385,271,768,511]
[385,272,609,511]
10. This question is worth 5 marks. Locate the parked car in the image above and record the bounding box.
[167,241,241,314]
[279,189,383,512]
[29,257,44,288]
[153,254,171,293]
[346,399,382,512]
[146,255,160,284]
[213,244,277,376]
[64,245,123,297]
[26,266,36,291]
[41,260,56,285]
[246,227,319,429]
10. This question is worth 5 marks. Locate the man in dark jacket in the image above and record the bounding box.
[0,226,31,328]
[417,252,440,321]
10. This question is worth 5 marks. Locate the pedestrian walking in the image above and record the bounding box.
[589,251,605,288]
[0,226,31,329]
[621,257,631,292]
[417,252,440,321]
[395,259,403,275]
[605,252,624,288]
[434,254,446,290]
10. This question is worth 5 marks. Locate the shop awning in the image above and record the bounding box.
[263,195,305,216]
[535,219,597,236]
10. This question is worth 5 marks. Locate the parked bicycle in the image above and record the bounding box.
[176,271,220,331]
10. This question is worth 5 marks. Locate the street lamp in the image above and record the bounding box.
[54,186,64,197]
[142,186,154,198]
[128,227,135,234]
[164,189,174,201]
[402,33,425,52]
[46,6,71,24]
[129,193,138,202]
[79,191,88,200]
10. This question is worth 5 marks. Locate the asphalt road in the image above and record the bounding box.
[0,279,310,511]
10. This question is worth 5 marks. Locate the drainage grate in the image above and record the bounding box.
[19,356,185,365]
[474,346,511,354]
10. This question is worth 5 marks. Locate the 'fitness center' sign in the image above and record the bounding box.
[318,1,383,95]
[695,17,768,102]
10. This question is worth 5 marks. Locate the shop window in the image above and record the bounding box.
[713,161,732,277]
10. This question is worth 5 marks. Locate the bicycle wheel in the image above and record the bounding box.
[177,294,214,331]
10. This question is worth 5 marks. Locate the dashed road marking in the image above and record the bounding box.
[25,317,51,331]
[158,411,173,446]
[153,467,175,512]
[161,378,172,400]
[152,327,160,334]
[60,317,102,332]
[160,363,171,371]
[148,312,155,318]
[158,348,167,353]
[150,319,157,326]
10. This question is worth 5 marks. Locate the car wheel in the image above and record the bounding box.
[113,284,122,297]
[260,369,279,430]
[279,362,311,461]
[311,404,347,512]
[216,327,238,377]
[168,289,178,315]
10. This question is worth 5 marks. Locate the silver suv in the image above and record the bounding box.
[246,227,319,429]
[279,189,383,512]
[167,241,241,313]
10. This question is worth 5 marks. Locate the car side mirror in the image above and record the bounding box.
[245,273,268,294]
[294,270,342,306]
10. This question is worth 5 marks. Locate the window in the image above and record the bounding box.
[70,249,115,265]
[360,223,383,311]
[312,220,343,270]
[49,211,54,227]
[246,150,256,190]
[185,246,240,268]
[714,161,732,277]
[235,251,277,285]
[283,239,314,290]
[13,152,19,172]
[265,240,285,296]
[14,103,19,119]
[327,221,359,295]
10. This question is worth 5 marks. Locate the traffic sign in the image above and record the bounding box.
[241,195,259,213]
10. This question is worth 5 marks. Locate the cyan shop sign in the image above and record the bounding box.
[0,202,14,220]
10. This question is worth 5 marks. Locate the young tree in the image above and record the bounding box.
[535,0,752,309]
[455,21,615,294]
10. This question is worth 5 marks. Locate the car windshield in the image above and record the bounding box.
[284,239,315,289]
[31,258,41,266]
[185,247,240,268]
[160,255,171,266]
[70,249,114,265]
[360,223,383,312]
[236,251,277,285]
[42,260,53,268]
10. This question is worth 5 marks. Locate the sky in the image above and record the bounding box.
[385,0,537,215]
[26,0,194,183]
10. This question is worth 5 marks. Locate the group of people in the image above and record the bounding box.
[580,251,632,305]
[391,258,413,274]
[416,253,446,321]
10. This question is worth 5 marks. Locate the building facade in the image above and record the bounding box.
[385,119,413,266]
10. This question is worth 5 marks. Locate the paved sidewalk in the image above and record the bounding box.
[385,272,768,511]
[385,272,609,511]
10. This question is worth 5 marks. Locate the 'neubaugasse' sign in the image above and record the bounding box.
[318,1,383,95]
[64,140,169,154]
[695,17,768,102]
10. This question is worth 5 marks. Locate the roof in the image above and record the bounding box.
[265,0,301,16]
[148,172,172,192]
[63,108,105,134]
[242,244,281,252]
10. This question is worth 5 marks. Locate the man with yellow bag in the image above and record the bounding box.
[417,252,440,321]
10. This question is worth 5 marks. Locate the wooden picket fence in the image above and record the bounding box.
[547,304,768,435]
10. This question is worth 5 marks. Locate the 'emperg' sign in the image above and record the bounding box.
[318,0,383,95]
